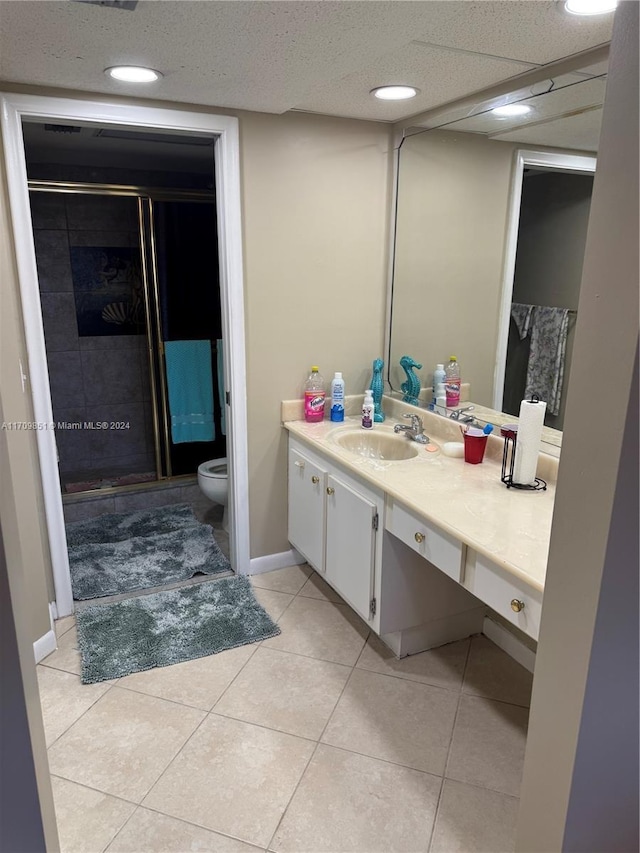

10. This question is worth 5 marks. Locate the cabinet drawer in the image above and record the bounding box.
[474,555,542,641]
[386,501,463,582]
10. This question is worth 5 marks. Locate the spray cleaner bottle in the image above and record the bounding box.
[330,372,345,422]
[304,366,326,422]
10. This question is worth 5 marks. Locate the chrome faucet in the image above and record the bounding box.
[448,406,476,424]
[394,413,429,444]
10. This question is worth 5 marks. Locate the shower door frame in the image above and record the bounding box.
[28,180,221,485]
[1,93,249,616]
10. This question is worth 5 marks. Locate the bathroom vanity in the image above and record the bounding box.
[284,400,555,657]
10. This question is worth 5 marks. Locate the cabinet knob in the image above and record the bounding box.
[294,460,305,469]
[510,599,525,613]
[311,475,319,484]
[326,487,335,496]
[414,532,425,544]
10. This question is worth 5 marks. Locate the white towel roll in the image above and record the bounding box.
[512,398,546,485]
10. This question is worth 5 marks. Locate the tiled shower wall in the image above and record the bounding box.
[31,190,156,484]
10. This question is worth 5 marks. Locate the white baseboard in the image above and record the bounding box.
[483,616,536,673]
[33,630,57,664]
[33,601,59,664]
[249,549,306,575]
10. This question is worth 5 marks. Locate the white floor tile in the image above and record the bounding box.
[143,714,314,848]
[48,686,205,802]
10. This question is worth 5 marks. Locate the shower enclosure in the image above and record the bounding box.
[30,180,225,495]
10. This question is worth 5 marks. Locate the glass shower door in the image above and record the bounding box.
[30,187,160,493]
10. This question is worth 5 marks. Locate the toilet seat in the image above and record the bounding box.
[197,457,229,533]
[198,459,227,479]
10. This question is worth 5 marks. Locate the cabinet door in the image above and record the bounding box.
[325,474,376,622]
[288,447,327,572]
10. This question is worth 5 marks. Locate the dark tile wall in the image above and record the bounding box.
[31,190,156,484]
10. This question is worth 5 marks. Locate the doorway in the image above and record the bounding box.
[493,149,596,422]
[502,168,594,430]
[0,94,249,616]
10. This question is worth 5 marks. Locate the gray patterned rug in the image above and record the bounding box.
[66,504,231,600]
[76,576,280,683]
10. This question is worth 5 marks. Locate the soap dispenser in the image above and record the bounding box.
[361,391,374,430]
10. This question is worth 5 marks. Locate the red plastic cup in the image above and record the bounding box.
[463,432,488,464]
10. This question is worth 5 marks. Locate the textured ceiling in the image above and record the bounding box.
[0,0,613,122]
[492,106,603,150]
[442,75,607,133]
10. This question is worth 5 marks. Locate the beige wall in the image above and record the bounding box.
[0,403,59,851]
[0,133,53,643]
[0,84,393,635]
[240,110,392,557]
[516,1,639,848]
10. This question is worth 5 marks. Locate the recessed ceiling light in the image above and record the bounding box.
[371,85,419,101]
[564,0,617,14]
[105,66,162,83]
[491,104,532,117]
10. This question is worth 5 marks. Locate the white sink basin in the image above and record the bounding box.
[333,429,420,461]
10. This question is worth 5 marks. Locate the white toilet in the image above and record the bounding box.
[197,457,229,532]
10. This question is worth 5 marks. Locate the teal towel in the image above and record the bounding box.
[164,340,214,444]
[217,339,226,437]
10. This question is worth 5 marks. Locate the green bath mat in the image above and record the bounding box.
[66,504,230,600]
[66,503,199,549]
[76,576,280,684]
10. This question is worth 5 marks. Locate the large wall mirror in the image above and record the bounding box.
[387,58,607,452]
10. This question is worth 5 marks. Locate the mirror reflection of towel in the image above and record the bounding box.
[525,307,570,416]
[511,303,534,340]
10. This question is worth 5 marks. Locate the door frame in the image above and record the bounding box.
[492,148,597,412]
[0,93,250,616]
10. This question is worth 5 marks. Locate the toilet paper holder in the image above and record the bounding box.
[500,421,547,491]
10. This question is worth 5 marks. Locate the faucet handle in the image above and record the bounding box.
[403,412,423,431]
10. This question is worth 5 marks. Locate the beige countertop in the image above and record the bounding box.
[283,403,556,593]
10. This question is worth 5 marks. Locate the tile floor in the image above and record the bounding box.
[39,564,533,853]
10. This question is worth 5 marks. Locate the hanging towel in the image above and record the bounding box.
[217,338,226,437]
[511,303,534,340]
[164,340,215,443]
[525,306,570,416]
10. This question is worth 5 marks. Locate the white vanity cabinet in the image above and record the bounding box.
[288,438,382,624]
[325,474,378,622]
[288,446,327,572]
[285,418,549,658]
[287,436,485,649]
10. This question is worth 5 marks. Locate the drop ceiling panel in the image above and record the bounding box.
[492,108,603,151]
[576,59,610,77]
[0,1,613,120]
[295,42,536,122]
[407,1,613,65]
[0,1,437,113]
